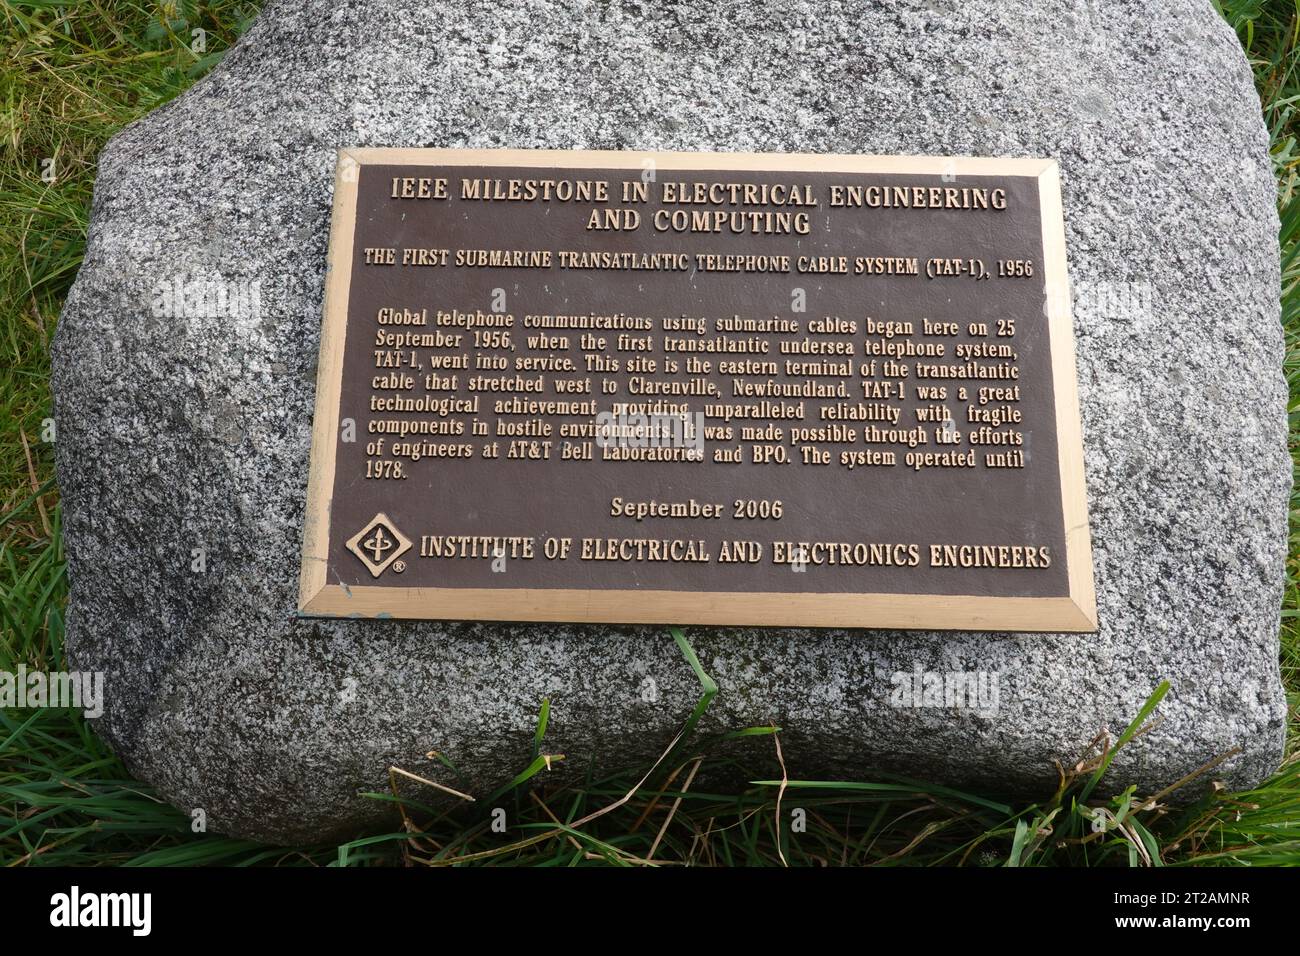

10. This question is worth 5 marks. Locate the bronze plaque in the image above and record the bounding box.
[299,149,1095,631]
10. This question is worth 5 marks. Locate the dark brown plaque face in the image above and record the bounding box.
[299,149,1094,631]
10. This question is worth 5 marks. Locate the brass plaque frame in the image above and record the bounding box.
[298,148,1095,631]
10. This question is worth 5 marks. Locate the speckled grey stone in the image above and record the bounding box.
[52,0,1289,843]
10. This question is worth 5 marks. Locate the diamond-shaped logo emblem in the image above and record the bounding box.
[346,512,412,578]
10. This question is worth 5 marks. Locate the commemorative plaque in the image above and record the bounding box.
[298,149,1095,631]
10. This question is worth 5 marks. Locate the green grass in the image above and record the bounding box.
[1,0,1298,866]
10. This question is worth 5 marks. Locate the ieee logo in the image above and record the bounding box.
[346,513,412,578]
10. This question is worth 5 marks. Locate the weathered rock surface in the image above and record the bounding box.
[53,0,1288,843]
